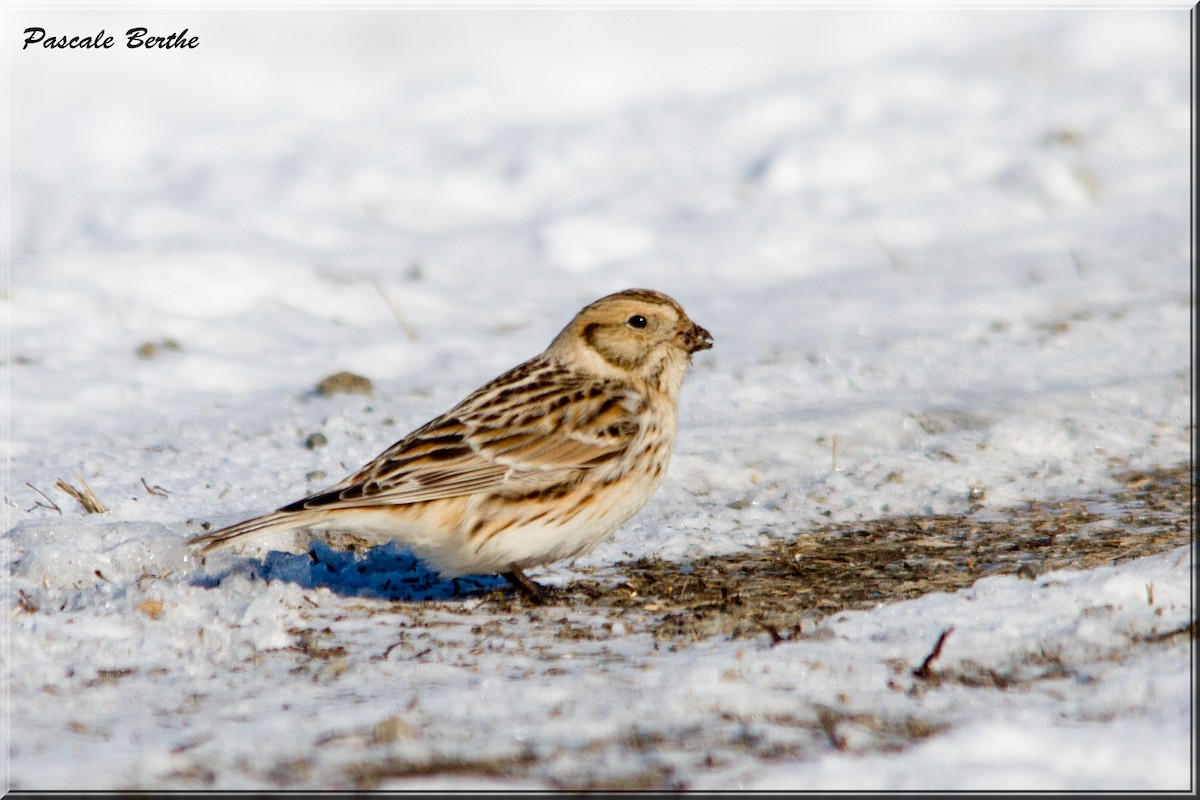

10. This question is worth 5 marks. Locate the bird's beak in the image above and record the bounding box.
[682,322,714,353]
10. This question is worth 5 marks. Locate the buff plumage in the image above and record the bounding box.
[188,288,713,597]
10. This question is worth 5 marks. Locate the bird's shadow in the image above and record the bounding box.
[194,540,508,602]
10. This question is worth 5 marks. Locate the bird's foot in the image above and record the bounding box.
[502,568,555,604]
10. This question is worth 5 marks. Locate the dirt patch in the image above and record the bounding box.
[476,464,1193,643]
[344,752,538,791]
[315,371,374,396]
[300,463,1193,790]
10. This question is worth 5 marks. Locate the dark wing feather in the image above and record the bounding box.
[283,359,642,513]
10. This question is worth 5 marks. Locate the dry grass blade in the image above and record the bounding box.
[370,277,420,342]
[55,474,108,514]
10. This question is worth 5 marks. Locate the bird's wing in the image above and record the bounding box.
[281,372,643,513]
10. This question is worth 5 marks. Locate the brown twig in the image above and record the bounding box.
[141,477,169,497]
[750,617,800,646]
[1136,620,1196,644]
[752,618,785,644]
[912,626,955,681]
[25,482,62,514]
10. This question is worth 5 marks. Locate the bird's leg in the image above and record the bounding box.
[502,567,551,603]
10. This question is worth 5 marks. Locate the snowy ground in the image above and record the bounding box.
[4,5,1194,792]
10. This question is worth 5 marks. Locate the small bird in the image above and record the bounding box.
[189,288,713,600]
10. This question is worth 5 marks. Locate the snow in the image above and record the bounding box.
[4,4,1193,792]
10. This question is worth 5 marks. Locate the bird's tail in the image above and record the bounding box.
[187,509,325,554]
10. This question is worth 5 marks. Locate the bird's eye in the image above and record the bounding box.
[627,315,648,329]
